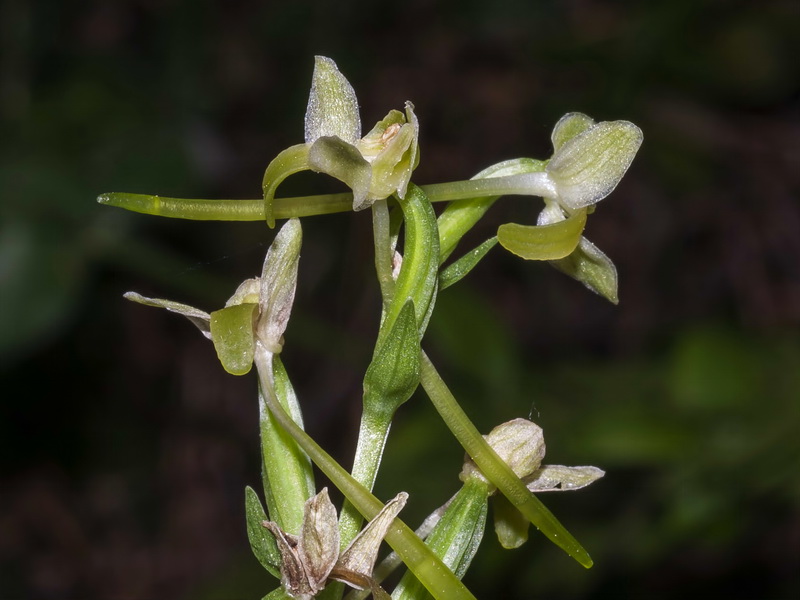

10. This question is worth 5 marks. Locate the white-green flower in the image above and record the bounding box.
[459,418,604,550]
[124,218,303,375]
[497,113,642,302]
[262,56,420,227]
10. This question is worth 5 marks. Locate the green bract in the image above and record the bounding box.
[262,56,420,227]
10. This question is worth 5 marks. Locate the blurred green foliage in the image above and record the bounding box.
[1,0,798,599]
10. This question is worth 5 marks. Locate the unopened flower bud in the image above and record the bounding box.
[460,418,546,486]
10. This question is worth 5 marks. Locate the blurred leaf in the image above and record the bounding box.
[669,326,763,411]
[427,288,521,404]
[0,220,84,364]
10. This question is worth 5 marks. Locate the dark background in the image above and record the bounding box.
[2,1,799,598]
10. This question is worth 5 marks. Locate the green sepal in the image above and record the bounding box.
[551,112,595,153]
[497,209,587,260]
[262,144,311,228]
[437,158,546,263]
[304,56,361,145]
[210,303,257,375]
[363,301,420,419]
[122,292,211,338]
[439,237,498,291]
[546,120,643,210]
[393,478,490,600]
[551,237,619,304]
[245,485,281,578]
[308,136,372,210]
[259,356,315,535]
[492,493,529,549]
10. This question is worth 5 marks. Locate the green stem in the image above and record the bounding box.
[96,173,554,222]
[254,346,476,600]
[339,413,393,546]
[421,172,554,202]
[418,351,594,569]
[337,201,396,546]
[371,198,396,307]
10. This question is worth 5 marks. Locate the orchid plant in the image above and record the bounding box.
[99,56,642,599]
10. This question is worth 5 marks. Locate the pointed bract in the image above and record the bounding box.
[262,521,314,598]
[336,492,408,578]
[298,489,340,592]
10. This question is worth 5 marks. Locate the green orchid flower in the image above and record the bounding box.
[124,218,302,375]
[497,112,643,302]
[370,418,604,598]
[128,220,318,540]
[263,56,420,227]
[459,418,604,550]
